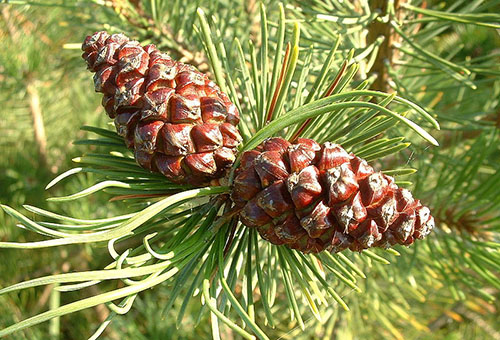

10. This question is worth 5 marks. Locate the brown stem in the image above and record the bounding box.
[3,8,51,171]
[1,7,20,41]
[26,81,49,170]
[32,283,54,314]
[322,60,348,98]
[289,60,348,142]
[366,0,406,92]
[246,0,261,47]
[266,43,291,124]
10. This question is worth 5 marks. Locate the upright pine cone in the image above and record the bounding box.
[232,137,434,253]
[81,31,242,185]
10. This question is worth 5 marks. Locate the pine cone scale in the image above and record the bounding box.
[232,137,434,253]
[82,31,242,185]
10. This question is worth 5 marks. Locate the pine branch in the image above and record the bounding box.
[1,1,499,339]
[366,0,406,92]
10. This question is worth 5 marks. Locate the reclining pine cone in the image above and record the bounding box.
[231,137,434,254]
[82,31,242,185]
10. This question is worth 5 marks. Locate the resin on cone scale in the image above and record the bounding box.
[82,31,242,185]
[231,137,434,253]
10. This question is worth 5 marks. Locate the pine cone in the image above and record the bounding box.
[232,137,434,253]
[81,31,242,185]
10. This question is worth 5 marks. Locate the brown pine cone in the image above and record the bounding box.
[81,31,242,185]
[231,137,434,253]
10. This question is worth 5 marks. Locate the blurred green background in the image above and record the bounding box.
[0,5,116,339]
[1,1,499,339]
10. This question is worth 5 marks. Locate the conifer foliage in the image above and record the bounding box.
[0,1,498,339]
